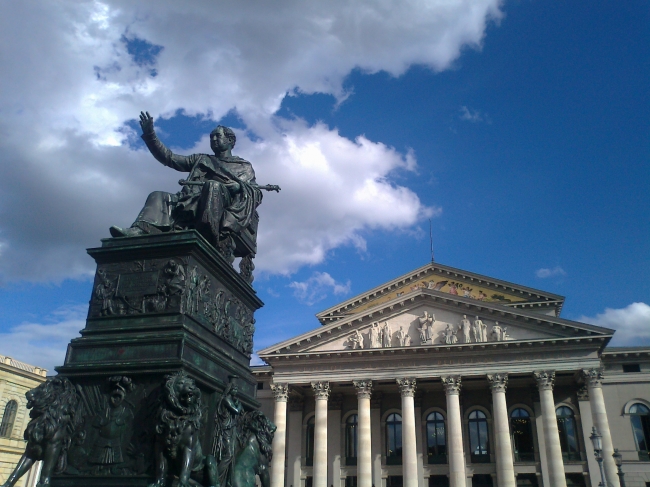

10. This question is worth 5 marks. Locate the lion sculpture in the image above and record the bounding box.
[232,410,276,487]
[148,371,217,487]
[1,376,82,487]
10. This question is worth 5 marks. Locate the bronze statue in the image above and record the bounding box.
[232,411,275,487]
[212,375,243,486]
[110,112,280,263]
[1,376,82,487]
[148,371,217,487]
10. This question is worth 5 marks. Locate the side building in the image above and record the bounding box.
[253,262,650,487]
[0,354,48,487]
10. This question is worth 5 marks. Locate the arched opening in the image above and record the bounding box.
[556,406,580,461]
[510,408,534,462]
[0,400,18,438]
[426,411,447,464]
[629,403,650,461]
[346,413,358,465]
[468,410,489,463]
[386,413,402,465]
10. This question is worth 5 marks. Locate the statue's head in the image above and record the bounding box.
[210,125,236,153]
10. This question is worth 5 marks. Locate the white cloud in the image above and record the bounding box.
[0,0,503,282]
[289,271,351,306]
[580,302,650,347]
[535,266,566,278]
[459,106,489,123]
[0,305,85,373]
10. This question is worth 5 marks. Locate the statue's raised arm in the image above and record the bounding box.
[110,112,280,273]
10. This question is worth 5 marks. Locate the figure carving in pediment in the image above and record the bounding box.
[397,326,410,347]
[444,324,458,344]
[369,322,382,348]
[347,330,363,350]
[473,316,484,342]
[502,326,509,340]
[491,323,503,341]
[461,315,472,343]
[417,311,434,345]
[382,322,392,347]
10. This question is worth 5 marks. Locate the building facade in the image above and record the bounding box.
[0,354,48,487]
[254,263,650,487]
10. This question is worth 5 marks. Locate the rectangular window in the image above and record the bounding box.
[516,474,539,486]
[387,476,403,487]
[623,364,641,373]
[472,475,493,487]
[305,477,313,487]
[257,382,265,390]
[345,477,357,487]
[428,476,449,487]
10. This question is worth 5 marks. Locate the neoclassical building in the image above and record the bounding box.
[0,354,48,487]
[253,262,650,487]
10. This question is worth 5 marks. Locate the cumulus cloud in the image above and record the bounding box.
[0,0,503,282]
[535,266,566,278]
[580,302,650,346]
[0,305,85,372]
[289,271,351,305]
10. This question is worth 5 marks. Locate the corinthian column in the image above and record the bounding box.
[441,376,466,487]
[312,381,330,487]
[534,371,567,487]
[397,378,418,487]
[354,380,373,487]
[582,368,619,487]
[270,383,289,487]
[487,373,516,487]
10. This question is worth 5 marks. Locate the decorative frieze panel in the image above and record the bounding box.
[89,258,255,356]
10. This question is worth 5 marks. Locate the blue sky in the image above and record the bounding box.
[0,1,648,371]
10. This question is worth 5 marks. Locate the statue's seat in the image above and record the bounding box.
[232,211,259,258]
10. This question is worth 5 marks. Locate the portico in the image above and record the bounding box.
[254,262,636,487]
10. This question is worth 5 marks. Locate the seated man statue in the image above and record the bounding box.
[110,112,279,262]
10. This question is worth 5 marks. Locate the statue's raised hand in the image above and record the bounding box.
[139,111,155,136]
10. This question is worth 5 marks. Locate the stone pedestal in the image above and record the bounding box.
[51,231,263,486]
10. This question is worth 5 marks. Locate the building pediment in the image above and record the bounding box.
[257,289,613,358]
[315,262,565,325]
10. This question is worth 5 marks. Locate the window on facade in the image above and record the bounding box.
[511,408,535,462]
[386,413,402,465]
[305,416,315,466]
[345,476,357,487]
[630,403,650,461]
[346,414,358,465]
[426,411,447,464]
[556,406,580,461]
[468,410,490,463]
[565,474,587,487]
[623,364,641,373]
[386,476,403,487]
[516,474,539,486]
[305,477,313,487]
[428,475,450,487]
[0,400,17,438]
[472,474,493,487]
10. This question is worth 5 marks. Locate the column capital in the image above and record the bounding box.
[581,368,604,388]
[487,373,508,393]
[353,379,373,399]
[396,377,417,397]
[576,385,589,401]
[441,375,462,395]
[311,381,330,399]
[270,382,289,402]
[533,370,555,390]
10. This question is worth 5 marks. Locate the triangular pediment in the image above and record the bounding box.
[315,262,565,325]
[257,289,613,358]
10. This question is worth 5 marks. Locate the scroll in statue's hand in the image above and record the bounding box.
[139,111,155,136]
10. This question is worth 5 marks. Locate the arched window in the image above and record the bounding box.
[0,400,18,438]
[468,410,489,463]
[556,406,580,461]
[346,414,358,465]
[305,416,315,466]
[510,408,535,462]
[630,403,650,461]
[386,413,402,465]
[426,412,446,464]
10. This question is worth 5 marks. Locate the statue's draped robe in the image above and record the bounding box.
[136,132,262,239]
